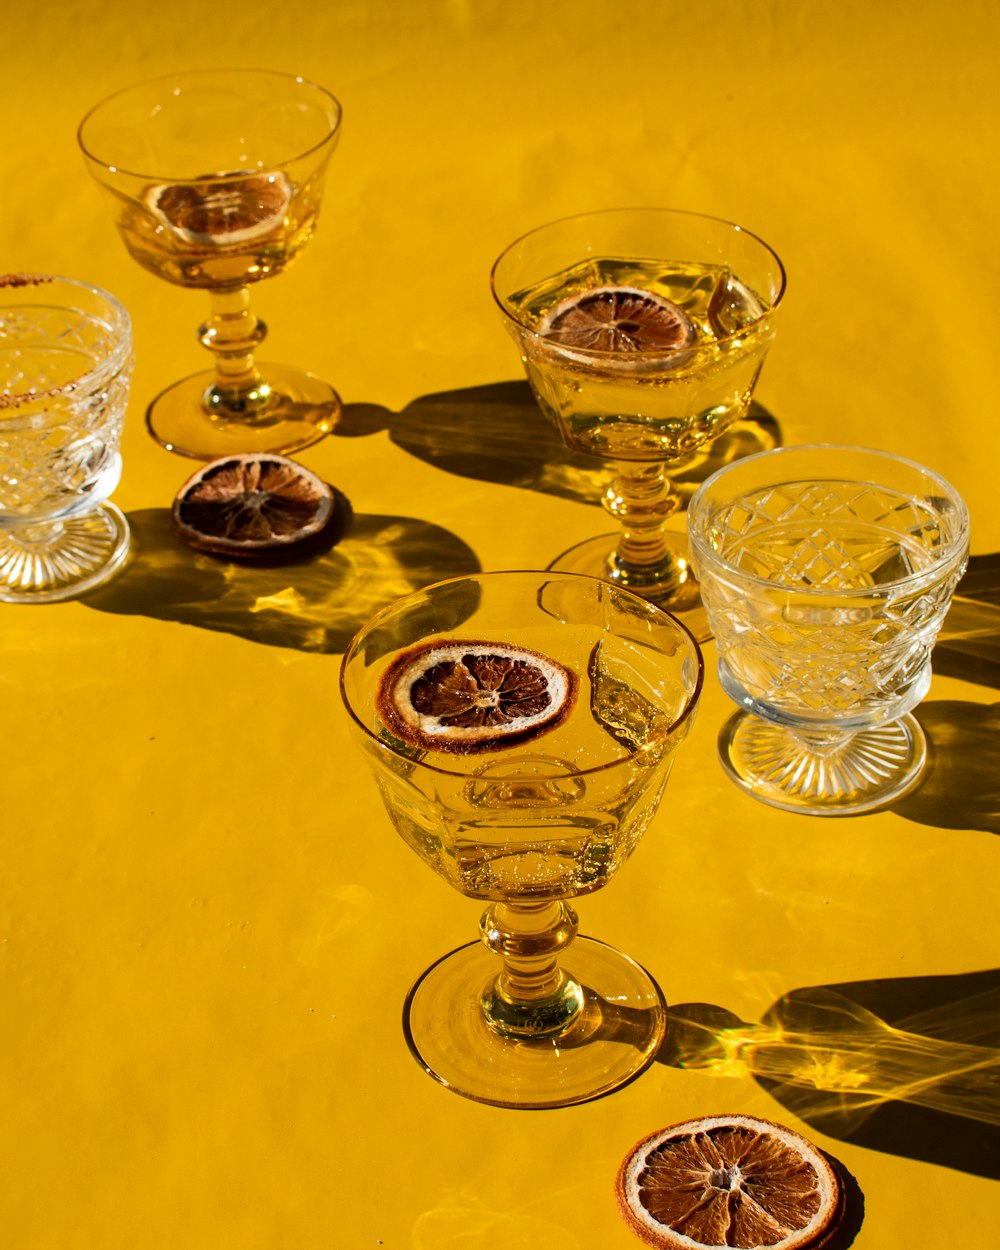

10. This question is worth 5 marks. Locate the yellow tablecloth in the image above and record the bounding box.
[3,2,998,1246]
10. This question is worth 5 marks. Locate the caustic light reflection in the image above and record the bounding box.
[664,986,1000,1134]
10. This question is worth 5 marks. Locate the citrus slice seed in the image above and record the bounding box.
[539,285,697,356]
[171,452,335,559]
[616,1115,843,1250]
[376,640,577,754]
[146,170,291,247]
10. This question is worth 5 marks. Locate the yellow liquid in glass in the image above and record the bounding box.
[368,624,694,902]
[507,256,775,461]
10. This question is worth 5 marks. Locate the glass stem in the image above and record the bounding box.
[479,900,585,1039]
[787,728,856,758]
[197,286,271,417]
[8,520,65,546]
[602,459,687,596]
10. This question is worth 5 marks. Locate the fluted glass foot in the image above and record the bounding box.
[718,710,927,815]
[147,365,341,460]
[0,503,130,604]
[403,937,666,1108]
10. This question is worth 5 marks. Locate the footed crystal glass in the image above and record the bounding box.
[340,571,702,1107]
[491,208,785,638]
[78,69,342,460]
[687,444,969,815]
[0,274,133,602]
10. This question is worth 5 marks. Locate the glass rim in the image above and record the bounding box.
[339,568,704,781]
[0,273,132,414]
[77,68,343,180]
[687,441,971,595]
[489,205,787,357]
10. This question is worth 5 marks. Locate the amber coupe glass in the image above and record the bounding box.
[79,69,342,460]
[341,571,703,1108]
[492,208,785,638]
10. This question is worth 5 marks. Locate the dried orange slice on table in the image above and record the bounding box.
[616,1114,844,1250]
[376,641,577,754]
[172,453,335,559]
[539,286,697,358]
[146,170,291,247]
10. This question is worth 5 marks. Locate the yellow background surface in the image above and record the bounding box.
[3,2,999,1247]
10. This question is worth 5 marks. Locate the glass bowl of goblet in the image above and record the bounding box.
[340,570,703,1108]
[78,69,342,460]
[687,444,970,815]
[0,274,133,602]
[491,207,785,639]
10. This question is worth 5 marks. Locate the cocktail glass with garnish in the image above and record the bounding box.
[340,570,703,1107]
[79,69,342,460]
[0,274,133,602]
[687,444,969,814]
[491,208,785,637]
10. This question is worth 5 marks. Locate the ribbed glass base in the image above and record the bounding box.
[718,710,927,815]
[0,503,130,603]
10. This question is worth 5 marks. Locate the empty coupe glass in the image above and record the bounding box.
[79,69,342,460]
[340,571,703,1107]
[687,445,969,814]
[0,274,133,602]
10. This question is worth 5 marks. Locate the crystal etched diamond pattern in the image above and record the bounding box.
[701,480,965,720]
[0,277,132,602]
[0,305,131,521]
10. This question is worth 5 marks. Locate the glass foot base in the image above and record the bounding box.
[0,503,130,603]
[548,531,709,640]
[718,710,927,815]
[403,935,666,1108]
[147,364,341,459]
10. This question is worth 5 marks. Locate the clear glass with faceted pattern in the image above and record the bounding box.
[0,275,133,602]
[688,444,969,814]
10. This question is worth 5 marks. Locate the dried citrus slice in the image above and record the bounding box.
[539,286,696,356]
[616,1115,843,1250]
[376,640,577,754]
[146,170,291,247]
[171,453,335,559]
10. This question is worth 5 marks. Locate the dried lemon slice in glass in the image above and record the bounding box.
[145,170,291,248]
[376,640,577,755]
[171,452,334,558]
[539,285,697,356]
[616,1114,843,1250]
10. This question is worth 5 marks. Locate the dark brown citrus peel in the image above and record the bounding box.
[171,453,335,560]
[146,170,291,247]
[540,285,697,355]
[376,640,577,755]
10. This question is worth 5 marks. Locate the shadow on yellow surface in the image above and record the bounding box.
[83,502,480,652]
[334,381,781,507]
[890,554,1000,834]
[895,699,1000,835]
[659,967,1000,1182]
[935,553,1000,690]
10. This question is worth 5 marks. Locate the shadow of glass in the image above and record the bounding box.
[336,380,781,508]
[657,967,1000,1182]
[84,505,481,653]
[894,700,1000,834]
[936,552,1000,689]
